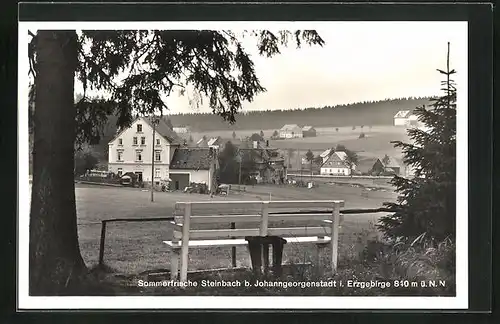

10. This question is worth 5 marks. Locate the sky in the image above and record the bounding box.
[163,22,468,114]
[23,21,468,115]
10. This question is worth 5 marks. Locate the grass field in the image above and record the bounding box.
[70,182,397,275]
[188,125,409,163]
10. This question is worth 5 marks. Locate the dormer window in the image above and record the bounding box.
[137,124,143,132]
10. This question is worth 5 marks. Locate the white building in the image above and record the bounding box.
[107,116,217,190]
[279,124,303,139]
[320,151,354,176]
[169,147,219,191]
[394,110,412,126]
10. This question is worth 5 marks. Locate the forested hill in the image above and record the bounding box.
[168,97,431,132]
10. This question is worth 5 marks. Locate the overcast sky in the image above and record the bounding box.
[160,22,467,115]
[23,21,467,115]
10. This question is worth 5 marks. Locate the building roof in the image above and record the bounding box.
[170,147,215,170]
[302,126,315,131]
[146,117,183,144]
[207,137,222,146]
[321,151,349,168]
[383,156,402,168]
[357,157,382,173]
[394,110,412,118]
[108,116,183,144]
[335,151,348,161]
[320,148,333,158]
[280,124,301,131]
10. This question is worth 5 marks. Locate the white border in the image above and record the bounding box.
[18,21,468,310]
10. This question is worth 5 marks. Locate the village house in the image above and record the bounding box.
[169,147,219,192]
[238,140,286,184]
[320,151,353,176]
[279,124,303,139]
[356,157,386,176]
[302,126,317,137]
[108,116,216,189]
[393,110,412,126]
[108,116,182,184]
[382,156,402,175]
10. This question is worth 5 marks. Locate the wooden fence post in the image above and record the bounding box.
[260,201,269,236]
[180,203,192,282]
[330,202,341,273]
[98,221,107,266]
[231,222,237,267]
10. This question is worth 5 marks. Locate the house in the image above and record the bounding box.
[169,147,219,192]
[394,110,412,126]
[107,116,183,184]
[357,157,385,175]
[172,126,191,134]
[237,140,286,184]
[207,136,223,150]
[383,156,402,175]
[320,151,353,176]
[279,124,303,139]
[302,126,317,137]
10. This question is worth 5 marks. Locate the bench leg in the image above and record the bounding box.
[170,249,180,280]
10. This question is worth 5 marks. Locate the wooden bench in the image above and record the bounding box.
[164,200,344,281]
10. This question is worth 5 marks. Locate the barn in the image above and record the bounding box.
[302,126,317,137]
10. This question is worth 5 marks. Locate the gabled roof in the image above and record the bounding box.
[335,151,348,161]
[357,157,382,173]
[302,126,315,131]
[145,117,183,144]
[280,124,301,131]
[170,147,215,170]
[394,110,412,118]
[321,151,350,168]
[207,137,221,146]
[383,156,402,168]
[108,116,183,145]
[320,148,333,158]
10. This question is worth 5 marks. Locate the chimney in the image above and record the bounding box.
[253,141,258,149]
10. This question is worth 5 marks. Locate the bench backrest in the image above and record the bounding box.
[170,200,344,241]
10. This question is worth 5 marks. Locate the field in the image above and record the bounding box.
[70,182,397,275]
[188,125,409,164]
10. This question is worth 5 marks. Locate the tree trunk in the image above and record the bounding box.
[29,30,86,295]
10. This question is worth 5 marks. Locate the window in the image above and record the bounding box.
[136,151,142,161]
[118,138,123,145]
[117,151,123,161]
[155,168,161,178]
[141,137,146,145]
[133,137,138,145]
[155,150,161,161]
[156,138,161,145]
[137,124,142,132]
[117,168,123,176]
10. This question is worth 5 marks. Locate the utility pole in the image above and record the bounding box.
[238,149,242,185]
[150,116,159,202]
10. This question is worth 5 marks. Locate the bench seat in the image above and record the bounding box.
[163,236,332,249]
